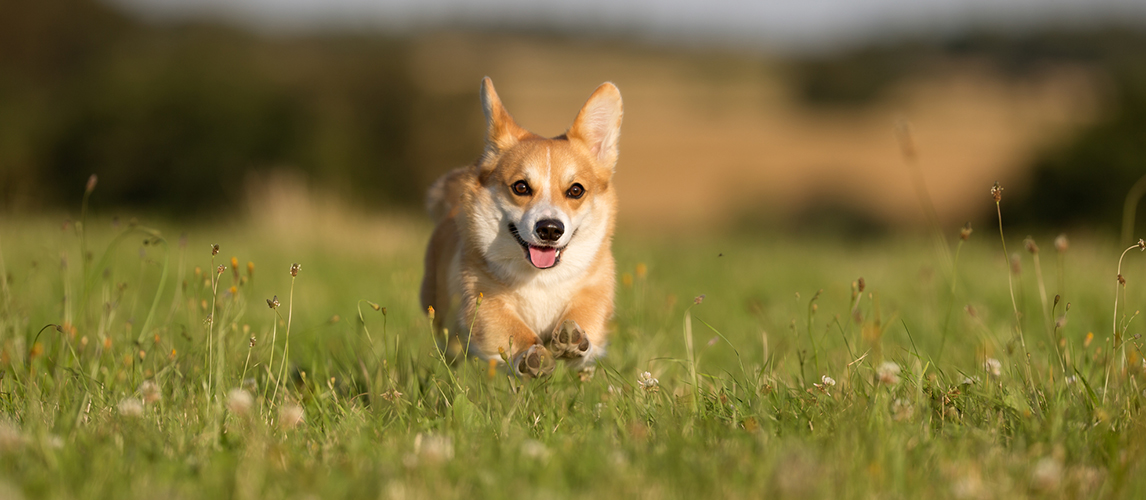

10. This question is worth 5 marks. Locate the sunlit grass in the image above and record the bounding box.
[1,207,1146,499]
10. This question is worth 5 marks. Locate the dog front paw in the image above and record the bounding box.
[512,343,555,379]
[549,320,591,359]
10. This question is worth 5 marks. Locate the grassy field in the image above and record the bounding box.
[2,202,1146,499]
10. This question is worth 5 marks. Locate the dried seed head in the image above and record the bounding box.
[1139,239,1146,251]
[1118,274,1126,286]
[249,336,256,348]
[960,222,973,241]
[267,296,279,309]
[1024,237,1039,254]
[857,277,866,293]
[694,294,706,305]
[990,182,1003,202]
[1054,234,1069,253]
[85,174,98,194]
[1053,294,1060,308]
[216,265,225,275]
[211,244,219,256]
[367,301,381,311]
[289,263,300,277]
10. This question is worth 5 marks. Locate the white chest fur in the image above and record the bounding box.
[511,275,574,340]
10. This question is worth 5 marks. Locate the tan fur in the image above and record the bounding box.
[420,77,623,375]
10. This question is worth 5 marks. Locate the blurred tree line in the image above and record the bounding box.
[2,0,1144,229]
[0,0,484,215]
[791,28,1146,232]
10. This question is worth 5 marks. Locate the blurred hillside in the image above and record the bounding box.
[2,0,1145,234]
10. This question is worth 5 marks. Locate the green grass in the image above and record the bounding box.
[2,211,1146,499]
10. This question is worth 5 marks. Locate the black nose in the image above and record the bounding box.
[535,219,564,242]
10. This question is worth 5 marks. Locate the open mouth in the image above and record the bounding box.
[508,223,563,269]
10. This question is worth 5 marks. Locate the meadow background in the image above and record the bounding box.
[4,0,1146,498]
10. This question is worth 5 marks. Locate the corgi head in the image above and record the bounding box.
[464,77,622,278]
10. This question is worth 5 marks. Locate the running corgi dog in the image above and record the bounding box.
[420,77,623,378]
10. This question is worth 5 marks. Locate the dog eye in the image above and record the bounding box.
[566,183,585,199]
[512,180,531,196]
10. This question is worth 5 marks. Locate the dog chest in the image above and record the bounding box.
[512,280,572,338]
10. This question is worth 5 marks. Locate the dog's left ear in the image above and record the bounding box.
[568,82,623,170]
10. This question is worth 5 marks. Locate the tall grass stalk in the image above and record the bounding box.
[1104,239,1144,402]
[205,254,222,400]
[807,289,822,375]
[1025,238,1051,339]
[263,296,281,403]
[272,265,299,405]
[79,174,96,287]
[896,121,952,273]
[939,225,970,358]
[992,183,1024,350]
[136,236,169,344]
[684,297,702,414]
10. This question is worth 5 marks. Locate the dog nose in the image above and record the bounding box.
[535,219,564,242]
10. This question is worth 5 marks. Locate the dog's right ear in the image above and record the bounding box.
[480,77,527,160]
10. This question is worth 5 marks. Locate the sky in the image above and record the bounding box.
[116,0,1146,52]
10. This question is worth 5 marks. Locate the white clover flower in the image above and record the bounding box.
[118,398,144,418]
[0,421,26,452]
[520,439,550,461]
[877,361,901,385]
[413,433,454,465]
[278,403,304,430]
[1031,457,1063,491]
[139,380,161,404]
[891,398,915,421]
[821,375,836,387]
[637,372,659,393]
[984,358,1002,378]
[226,388,253,415]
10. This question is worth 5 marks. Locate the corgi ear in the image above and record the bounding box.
[567,82,623,170]
[480,77,527,157]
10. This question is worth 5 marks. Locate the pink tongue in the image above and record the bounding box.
[528,247,558,268]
